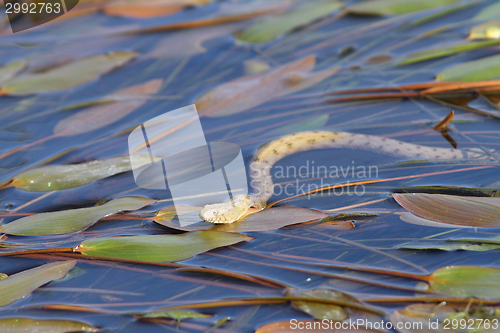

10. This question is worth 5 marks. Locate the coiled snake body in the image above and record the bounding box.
[199,131,491,223]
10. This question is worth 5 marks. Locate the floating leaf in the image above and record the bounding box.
[0,60,27,85]
[138,0,290,33]
[473,1,500,21]
[243,59,271,75]
[1,52,137,95]
[155,206,328,232]
[389,304,460,333]
[393,193,500,227]
[429,266,500,298]
[396,39,500,66]
[469,19,500,40]
[346,0,460,16]
[238,0,342,43]
[0,261,76,307]
[54,78,163,113]
[397,240,500,252]
[287,289,348,321]
[404,1,477,29]
[286,288,371,321]
[12,155,156,192]
[395,185,500,198]
[257,321,384,333]
[448,236,500,246]
[398,212,473,229]
[196,55,338,117]
[256,320,325,333]
[148,22,247,59]
[0,317,99,333]
[104,0,214,18]
[277,66,340,97]
[77,231,252,262]
[53,79,162,136]
[268,114,329,136]
[138,310,212,320]
[437,54,500,81]
[0,197,156,236]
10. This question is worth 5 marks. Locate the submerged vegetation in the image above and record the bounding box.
[0,0,500,331]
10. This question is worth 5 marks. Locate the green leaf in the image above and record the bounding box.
[238,0,342,43]
[393,193,500,227]
[397,240,500,252]
[469,19,500,40]
[285,288,368,321]
[0,60,27,86]
[0,317,99,333]
[77,230,252,262]
[138,310,212,320]
[346,0,460,16]
[403,1,477,29]
[396,39,500,66]
[155,206,328,232]
[437,54,500,81]
[12,155,155,192]
[1,51,137,95]
[0,197,156,236]
[473,2,500,21]
[429,266,500,298]
[53,79,163,136]
[0,261,76,307]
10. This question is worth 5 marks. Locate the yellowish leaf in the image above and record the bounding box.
[0,261,76,307]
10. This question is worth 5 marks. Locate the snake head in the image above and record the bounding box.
[199,195,251,224]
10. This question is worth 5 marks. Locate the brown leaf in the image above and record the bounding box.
[103,0,214,18]
[137,1,291,33]
[196,55,337,117]
[154,206,328,232]
[393,193,500,228]
[389,303,463,333]
[432,110,454,130]
[147,21,249,59]
[257,320,385,332]
[53,79,163,136]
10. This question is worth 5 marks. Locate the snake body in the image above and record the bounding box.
[199,131,489,223]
